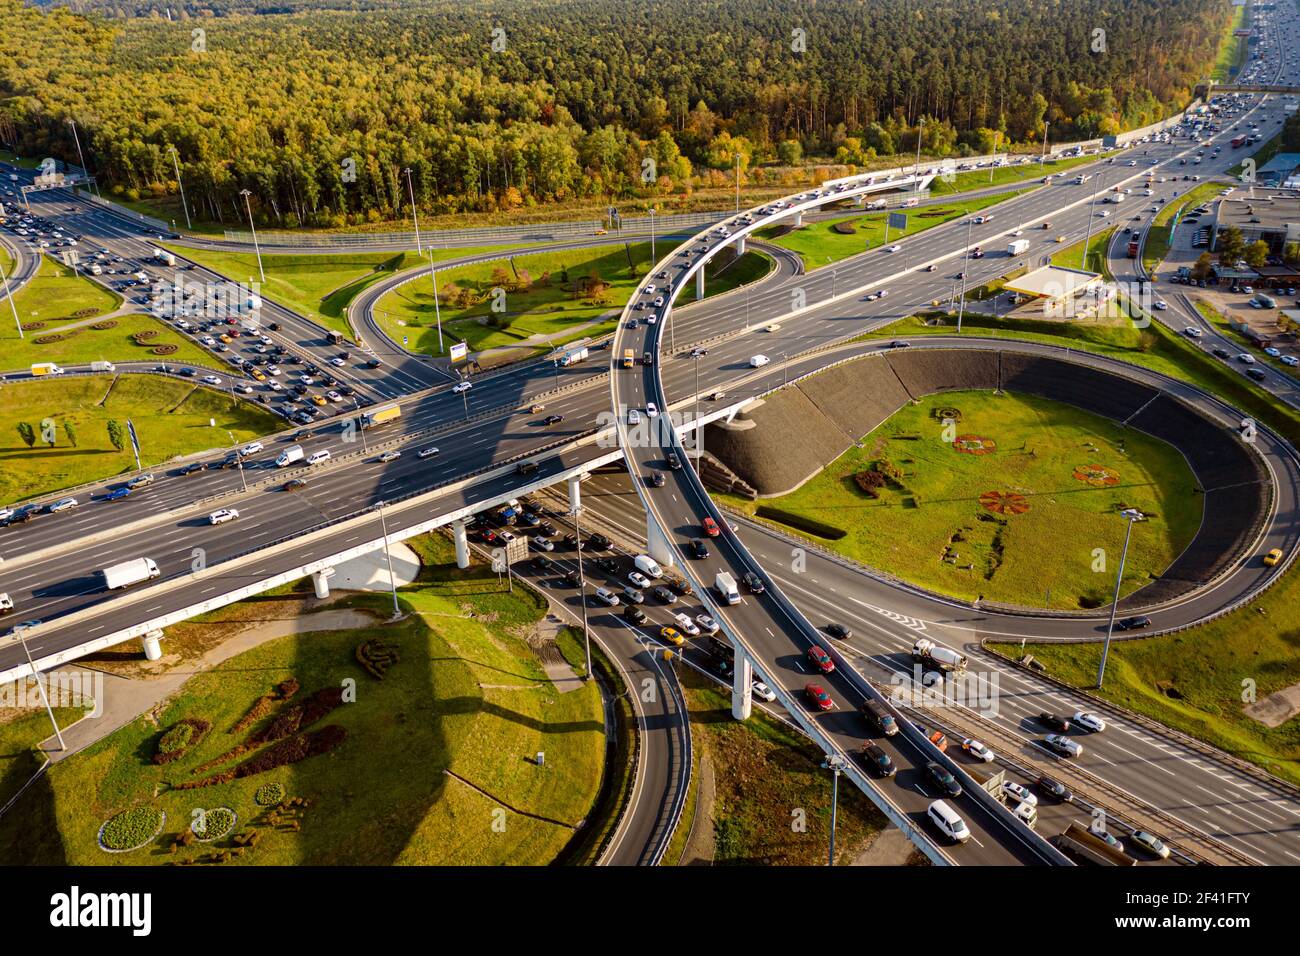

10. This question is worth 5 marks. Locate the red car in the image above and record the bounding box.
[806,644,835,674]
[805,683,834,711]
[701,516,720,537]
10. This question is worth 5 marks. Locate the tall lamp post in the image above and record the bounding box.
[17,627,65,751]
[427,251,444,354]
[168,145,191,231]
[573,504,593,680]
[649,207,657,264]
[913,117,924,193]
[405,167,423,254]
[691,349,707,463]
[375,499,401,617]
[822,754,846,866]
[956,216,975,332]
[240,189,265,284]
[67,118,91,191]
[1,254,22,339]
[226,429,248,493]
[1096,508,1144,689]
[1040,120,1052,174]
[1080,170,1104,273]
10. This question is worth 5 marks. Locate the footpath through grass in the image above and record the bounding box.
[728,390,1201,610]
[0,533,606,865]
[0,376,280,503]
[760,190,1028,271]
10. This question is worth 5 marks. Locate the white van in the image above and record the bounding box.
[276,445,305,467]
[749,354,770,368]
[307,450,332,466]
[633,554,663,579]
[928,800,971,843]
[0,592,12,614]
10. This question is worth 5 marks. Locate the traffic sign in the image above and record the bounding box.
[887,212,908,231]
[450,342,468,362]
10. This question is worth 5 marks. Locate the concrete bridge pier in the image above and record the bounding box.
[792,210,804,228]
[695,268,705,301]
[141,628,164,661]
[645,512,677,569]
[311,567,336,599]
[452,518,470,569]
[731,651,753,720]
[567,474,583,513]
[735,235,747,257]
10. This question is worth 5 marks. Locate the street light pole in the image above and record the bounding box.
[1096,509,1143,689]
[427,251,444,354]
[168,145,191,230]
[18,630,65,751]
[1080,171,1103,273]
[67,118,88,180]
[354,397,369,453]
[956,216,974,333]
[692,350,706,464]
[227,430,248,493]
[823,755,845,866]
[375,499,401,618]
[573,504,592,680]
[405,167,423,254]
[240,189,265,284]
[914,117,924,193]
[649,207,656,264]
[734,153,741,213]
[1,255,23,339]
[1040,120,1051,174]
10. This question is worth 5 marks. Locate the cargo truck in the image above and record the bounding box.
[361,404,401,428]
[153,248,177,267]
[912,638,968,672]
[1006,239,1030,255]
[1054,823,1136,866]
[559,346,588,367]
[100,557,161,590]
[275,445,305,467]
[714,571,741,605]
[90,361,116,373]
[30,363,64,376]
[1126,239,1140,259]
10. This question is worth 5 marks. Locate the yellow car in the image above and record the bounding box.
[659,626,684,647]
[311,394,327,407]
[220,334,233,344]
[1264,548,1284,567]
[529,403,546,414]
[250,369,266,382]
[1055,235,1066,243]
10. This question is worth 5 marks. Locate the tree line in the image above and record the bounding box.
[4,0,1232,228]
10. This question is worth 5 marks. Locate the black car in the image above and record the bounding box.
[595,556,619,574]
[588,533,611,551]
[3,503,40,525]
[1117,615,1152,631]
[689,538,709,559]
[1038,713,1071,732]
[179,367,196,377]
[652,585,678,604]
[531,556,557,575]
[1036,776,1074,803]
[539,522,558,537]
[290,429,313,442]
[562,534,583,551]
[563,570,581,588]
[650,471,666,488]
[267,321,280,331]
[670,578,694,596]
[1247,368,1266,381]
[743,571,765,594]
[522,499,543,515]
[827,623,852,640]
[1212,347,1231,359]
[666,451,682,470]
[925,761,963,797]
[624,605,647,625]
[859,744,896,778]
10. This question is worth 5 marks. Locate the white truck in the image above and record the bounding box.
[1006,239,1030,255]
[275,445,305,467]
[89,263,103,276]
[559,346,589,367]
[912,638,968,673]
[714,571,741,605]
[100,557,161,590]
[153,248,177,267]
[90,361,116,373]
[633,554,664,579]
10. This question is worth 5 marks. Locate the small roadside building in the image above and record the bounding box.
[1002,264,1108,319]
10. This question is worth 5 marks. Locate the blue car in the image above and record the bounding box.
[102,487,132,502]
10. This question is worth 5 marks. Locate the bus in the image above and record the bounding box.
[1231,134,1248,148]
[621,348,635,369]
[1126,239,1139,259]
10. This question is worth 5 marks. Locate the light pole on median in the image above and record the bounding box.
[692,349,707,464]
[956,216,974,333]
[167,145,191,231]
[1080,170,1104,273]
[375,499,402,618]
[1096,508,1144,689]
[226,429,248,493]
[67,117,89,182]
[573,504,593,680]
[1,254,22,339]
[427,251,444,353]
[354,396,369,453]
[913,117,924,194]
[1040,120,1051,174]
[649,207,656,264]
[405,167,423,255]
[240,189,265,284]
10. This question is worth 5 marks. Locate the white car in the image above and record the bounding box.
[628,570,651,589]
[627,408,641,426]
[267,381,282,391]
[1183,326,1203,338]
[1265,347,1282,358]
[240,441,264,457]
[962,739,995,763]
[127,473,155,488]
[208,508,240,525]
[48,497,78,513]
[452,381,473,394]
[307,450,331,465]
[418,446,440,458]
[886,244,902,252]
[749,354,770,368]
[695,613,720,635]
[1072,711,1107,733]
[1001,781,1038,807]
[329,357,345,367]
[645,403,658,418]
[326,390,343,403]
[299,374,314,385]
[235,384,254,394]
[752,681,776,703]
[1282,355,1298,367]
[1131,831,1171,860]
[673,612,700,637]
[265,365,281,376]
[1044,734,1084,758]
[1238,353,1256,364]
[202,375,222,386]
[1153,300,1168,310]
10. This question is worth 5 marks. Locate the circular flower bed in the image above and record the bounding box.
[150,344,179,355]
[32,333,71,345]
[192,807,237,842]
[133,329,158,341]
[98,806,166,853]
[90,320,118,330]
[953,434,996,455]
[20,321,46,331]
[73,308,99,318]
[979,490,1030,515]
[254,782,285,806]
[1072,464,1121,487]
